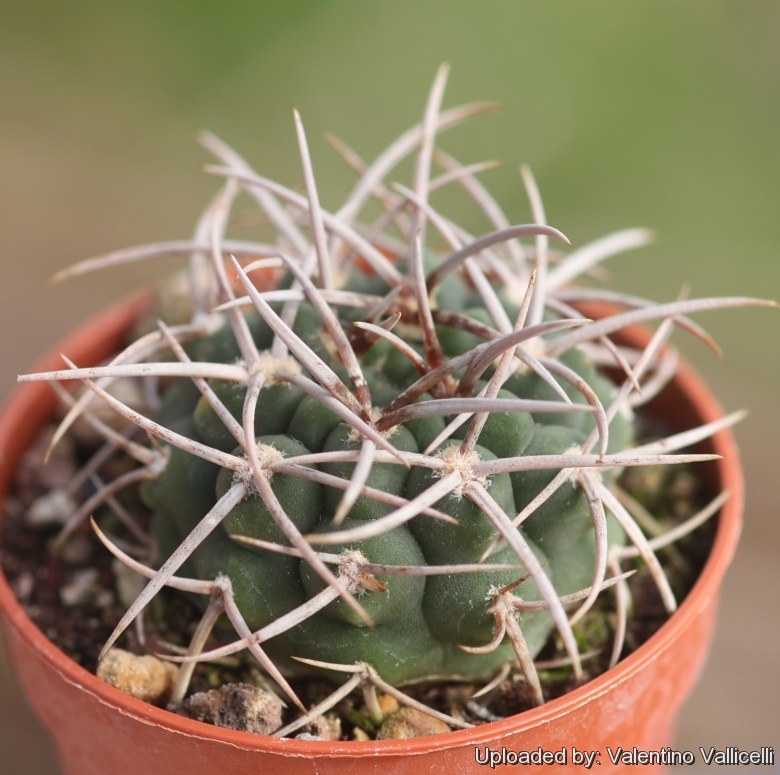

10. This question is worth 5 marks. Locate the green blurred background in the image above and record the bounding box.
[1,2,777,771]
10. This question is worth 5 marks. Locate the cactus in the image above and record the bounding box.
[20,66,774,732]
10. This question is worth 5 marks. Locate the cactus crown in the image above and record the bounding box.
[20,67,774,735]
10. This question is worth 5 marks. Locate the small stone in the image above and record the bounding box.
[97,648,179,707]
[11,571,34,602]
[112,558,146,609]
[376,706,451,739]
[308,713,341,741]
[25,490,77,528]
[93,588,115,609]
[376,693,399,717]
[183,683,283,736]
[59,568,99,606]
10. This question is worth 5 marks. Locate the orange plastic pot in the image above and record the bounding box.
[0,296,742,774]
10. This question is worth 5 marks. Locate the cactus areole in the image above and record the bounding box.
[13,68,773,737]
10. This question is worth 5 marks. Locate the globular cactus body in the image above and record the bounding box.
[141,268,630,684]
[22,67,771,724]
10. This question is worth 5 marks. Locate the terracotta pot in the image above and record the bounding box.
[0,296,742,774]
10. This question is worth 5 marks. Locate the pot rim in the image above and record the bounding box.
[0,294,743,757]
